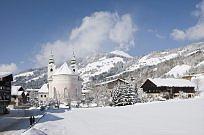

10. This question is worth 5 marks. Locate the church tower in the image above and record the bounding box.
[48,51,56,98]
[70,51,78,74]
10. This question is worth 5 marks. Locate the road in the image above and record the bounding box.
[0,109,44,135]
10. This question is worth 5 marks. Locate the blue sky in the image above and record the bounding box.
[0,0,203,73]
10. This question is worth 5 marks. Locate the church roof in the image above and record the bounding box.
[53,62,74,75]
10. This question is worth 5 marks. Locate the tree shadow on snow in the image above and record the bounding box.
[38,113,64,124]
[0,109,44,132]
[46,108,70,114]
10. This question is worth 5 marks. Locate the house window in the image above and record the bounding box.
[44,95,46,98]
[73,69,75,72]
[41,95,43,97]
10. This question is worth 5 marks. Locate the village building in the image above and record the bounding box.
[0,73,13,114]
[47,52,82,104]
[25,88,39,106]
[38,84,49,106]
[11,86,27,107]
[96,78,130,89]
[95,78,130,97]
[141,78,195,99]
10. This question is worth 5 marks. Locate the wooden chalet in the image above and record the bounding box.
[96,78,130,89]
[0,73,13,114]
[141,78,195,99]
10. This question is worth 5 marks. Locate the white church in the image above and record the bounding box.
[47,52,82,104]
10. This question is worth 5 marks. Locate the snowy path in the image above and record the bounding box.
[24,97,204,135]
[0,109,44,135]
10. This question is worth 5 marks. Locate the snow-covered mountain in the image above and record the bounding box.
[110,50,133,58]
[13,42,204,89]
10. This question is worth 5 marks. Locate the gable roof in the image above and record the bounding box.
[11,86,24,96]
[39,83,49,93]
[96,78,129,86]
[0,72,13,81]
[53,62,73,76]
[148,78,195,88]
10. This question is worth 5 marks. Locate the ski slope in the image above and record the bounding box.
[165,64,191,77]
[24,96,204,135]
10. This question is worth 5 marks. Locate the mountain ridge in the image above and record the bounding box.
[13,42,204,89]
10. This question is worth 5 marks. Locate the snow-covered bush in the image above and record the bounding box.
[178,91,188,99]
[112,84,137,106]
[137,88,148,103]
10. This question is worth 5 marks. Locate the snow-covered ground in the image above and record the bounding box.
[24,96,204,135]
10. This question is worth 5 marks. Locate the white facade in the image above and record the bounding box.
[47,52,82,103]
[38,84,49,106]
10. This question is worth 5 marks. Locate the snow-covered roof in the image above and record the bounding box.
[53,62,73,76]
[26,89,39,92]
[11,86,23,95]
[11,86,25,96]
[17,91,24,96]
[0,72,12,78]
[39,84,49,93]
[148,78,195,87]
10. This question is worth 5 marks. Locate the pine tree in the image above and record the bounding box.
[112,84,137,106]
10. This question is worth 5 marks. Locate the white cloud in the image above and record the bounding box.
[35,11,137,66]
[109,14,137,50]
[170,29,186,40]
[171,0,204,41]
[155,33,165,39]
[147,29,165,39]
[0,63,18,73]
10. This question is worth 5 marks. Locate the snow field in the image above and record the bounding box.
[24,97,204,135]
